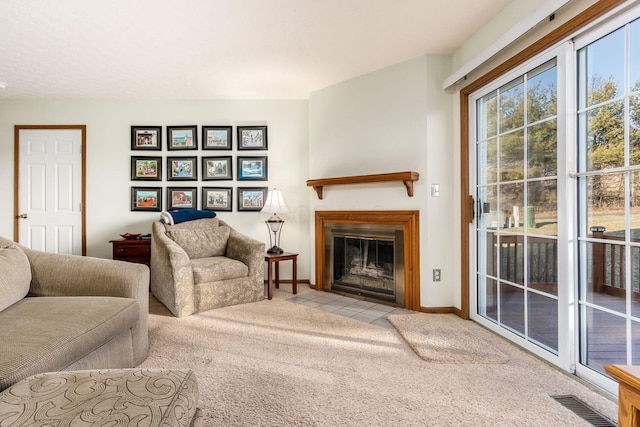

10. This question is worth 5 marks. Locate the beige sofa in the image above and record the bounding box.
[0,236,149,391]
[151,218,265,317]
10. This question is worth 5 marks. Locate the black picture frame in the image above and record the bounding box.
[202,187,233,212]
[167,156,198,181]
[167,187,197,210]
[202,156,232,180]
[237,156,268,181]
[131,156,162,181]
[131,186,162,212]
[131,126,162,150]
[237,187,268,211]
[202,126,232,150]
[237,126,268,150]
[167,125,198,150]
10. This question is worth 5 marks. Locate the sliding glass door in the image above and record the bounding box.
[470,6,640,394]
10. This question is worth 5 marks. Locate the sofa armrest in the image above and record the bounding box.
[226,229,265,278]
[23,247,149,365]
[150,221,196,317]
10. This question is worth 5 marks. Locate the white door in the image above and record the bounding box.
[16,126,85,255]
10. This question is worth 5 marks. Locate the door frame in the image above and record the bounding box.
[14,125,87,255]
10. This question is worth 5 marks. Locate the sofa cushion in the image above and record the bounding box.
[191,256,249,283]
[166,225,230,259]
[0,296,139,390]
[0,244,31,312]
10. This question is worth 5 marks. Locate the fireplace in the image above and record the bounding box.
[314,210,420,311]
[325,223,405,305]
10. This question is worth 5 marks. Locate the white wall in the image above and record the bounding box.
[0,99,310,279]
[309,55,455,309]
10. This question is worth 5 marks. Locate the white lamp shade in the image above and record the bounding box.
[261,189,289,214]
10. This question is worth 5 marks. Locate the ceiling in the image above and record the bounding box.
[0,0,512,100]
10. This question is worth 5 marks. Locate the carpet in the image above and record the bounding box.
[387,312,509,364]
[140,285,617,426]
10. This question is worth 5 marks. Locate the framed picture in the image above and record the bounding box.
[202,156,232,180]
[131,126,162,150]
[202,187,232,211]
[167,187,197,210]
[237,187,267,211]
[237,156,268,181]
[167,125,198,150]
[131,187,162,212]
[203,126,232,150]
[167,156,197,181]
[237,126,267,150]
[131,156,162,181]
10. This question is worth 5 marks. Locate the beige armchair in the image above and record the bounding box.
[151,218,265,317]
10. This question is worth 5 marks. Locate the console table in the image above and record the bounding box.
[265,252,298,300]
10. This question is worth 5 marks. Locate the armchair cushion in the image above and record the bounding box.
[166,226,230,259]
[191,257,248,283]
[0,245,31,312]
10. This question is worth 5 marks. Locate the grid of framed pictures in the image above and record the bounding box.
[129,125,269,212]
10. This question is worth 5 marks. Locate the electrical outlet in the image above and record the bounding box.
[433,269,441,282]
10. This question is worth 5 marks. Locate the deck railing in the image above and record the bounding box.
[493,229,639,298]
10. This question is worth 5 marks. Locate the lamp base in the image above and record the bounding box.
[266,246,284,254]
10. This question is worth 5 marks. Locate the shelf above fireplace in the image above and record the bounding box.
[306,171,419,199]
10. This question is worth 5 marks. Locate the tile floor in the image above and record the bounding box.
[288,290,414,328]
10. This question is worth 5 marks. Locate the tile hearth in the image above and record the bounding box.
[288,291,413,329]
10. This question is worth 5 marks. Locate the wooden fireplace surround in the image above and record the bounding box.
[314,210,420,311]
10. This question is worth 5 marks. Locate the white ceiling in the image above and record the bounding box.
[0,0,511,100]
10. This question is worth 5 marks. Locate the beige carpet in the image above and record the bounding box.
[141,285,618,426]
[387,313,509,364]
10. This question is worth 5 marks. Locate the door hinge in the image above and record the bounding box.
[469,195,475,223]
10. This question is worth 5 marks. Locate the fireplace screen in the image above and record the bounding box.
[333,236,395,297]
[326,224,404,305]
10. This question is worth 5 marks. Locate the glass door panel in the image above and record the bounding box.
[577,18,640,378]
[475,58,559,354]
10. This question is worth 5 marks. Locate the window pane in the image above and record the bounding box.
[630,94,640,166]
[477,92,498,140]
[632,320,640,365]
[500,77,524,133]
[500,130,524,181]
[630,18,640,94]
[527,237,558,296]
[528,179,557,235]
[478,276,498,322]
[500,283,525,334]
[582,307,627,376]
[527,119,557,178]
[584,101,625,171]
[586,173,625,233]
[632,171,640,240]
[528,292,558,352]
[528,61,557,123]
[582,240,627,313]
[478,231,497,278]
[578,27,625,108]
[478,137,497,184]
[631,246,640,319]
[499,235,524,285]
[500,182,524,230]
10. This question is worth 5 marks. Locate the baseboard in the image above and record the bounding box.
[264,279,311,285]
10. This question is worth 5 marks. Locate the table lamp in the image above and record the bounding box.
[261,188,289,254]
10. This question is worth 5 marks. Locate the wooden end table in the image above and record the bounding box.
[265,252,298,300]
[110,238,151,267]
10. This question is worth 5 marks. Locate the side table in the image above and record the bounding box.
[110,238,151,267]
[265,252,298,300]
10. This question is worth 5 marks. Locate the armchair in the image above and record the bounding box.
[151,218,265,317]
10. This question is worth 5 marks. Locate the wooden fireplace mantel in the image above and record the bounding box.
[306,171,419,199]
